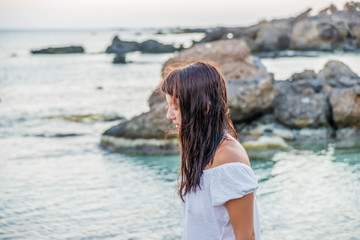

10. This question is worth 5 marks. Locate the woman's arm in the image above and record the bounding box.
[226,193,255,240]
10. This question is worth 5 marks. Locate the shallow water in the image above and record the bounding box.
[0,29,360,239]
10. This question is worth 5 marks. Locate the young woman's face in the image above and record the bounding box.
[165,94,181,129]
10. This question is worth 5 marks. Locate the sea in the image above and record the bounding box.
[0,29,359,240]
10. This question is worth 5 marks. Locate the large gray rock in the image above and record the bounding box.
[318,60,360,90]
[103,101,173,139]
[274,79,330,129]
[162,39,276,122]
[140,40,178,53]
[254,19,291,51]
[105,36,140,54]
[106,36,179,54]
[290,19,349,51]
[227,77,275,122]
[330,86,360,128]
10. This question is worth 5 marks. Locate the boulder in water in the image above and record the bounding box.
[31,46,85,54]
[330,86,360,129]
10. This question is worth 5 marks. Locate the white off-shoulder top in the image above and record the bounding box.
[182,162,261,240]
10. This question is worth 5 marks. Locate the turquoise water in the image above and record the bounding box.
[0,30,360,239]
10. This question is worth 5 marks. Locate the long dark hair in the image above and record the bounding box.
[160,61,237,201]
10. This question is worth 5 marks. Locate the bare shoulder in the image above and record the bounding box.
[206,134,250,170]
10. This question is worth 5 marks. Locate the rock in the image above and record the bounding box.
[329,86,360,128]
[113,53,126,64]
[199,27,229,42]
[290,20,335,51]
[290,3,360,51]
[163,39,251,72]
[100,135,179,155]
[318,22,340,41]
[148,88,166,109]
[254,19,291,51]
[349,23,360,48]
[319,4,339,15]
[336,128,360,139]
[102,101,174,139]
[181,28,208,34]
[226,77,276,122]
[318,60,360,90]
[253,50,320,58]
[31,46,84,54]
[244,122,295,140]
[33,132,84,138]
[242,136,289,150]
[105,36,140,54]
[106,36,179,54]
[296,127,331,140]
[273,73,330,129]
[194,2,360,53]
[344,1,360,14]
[290,70,317,81]
[163,39,276,122]
[140,40,178,53]
[47,114,124,123]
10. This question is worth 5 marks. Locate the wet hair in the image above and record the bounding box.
[160,61,237,201]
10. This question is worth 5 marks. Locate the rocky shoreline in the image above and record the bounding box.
[194,2,360,53]
[100,38,360,155]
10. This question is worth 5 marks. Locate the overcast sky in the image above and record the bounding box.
[0,0,350,29]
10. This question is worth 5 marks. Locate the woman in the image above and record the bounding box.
[161,62,261,240]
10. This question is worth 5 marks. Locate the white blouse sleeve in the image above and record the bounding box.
[208,163,259,206]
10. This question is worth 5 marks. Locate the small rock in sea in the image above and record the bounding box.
[100,135,180,155]
[297,128,330,139]
[96,86,103,90]
[31,46,85,54]
[53,133,82,138]
[106,36,180,54]
[113,53,126,64]
[47,114,124,123]
[140,39,178,53]
[242,136,289,150]
[34,133,83,138]
[156,30,164,35]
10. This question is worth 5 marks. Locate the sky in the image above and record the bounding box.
[0,0,351,29]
